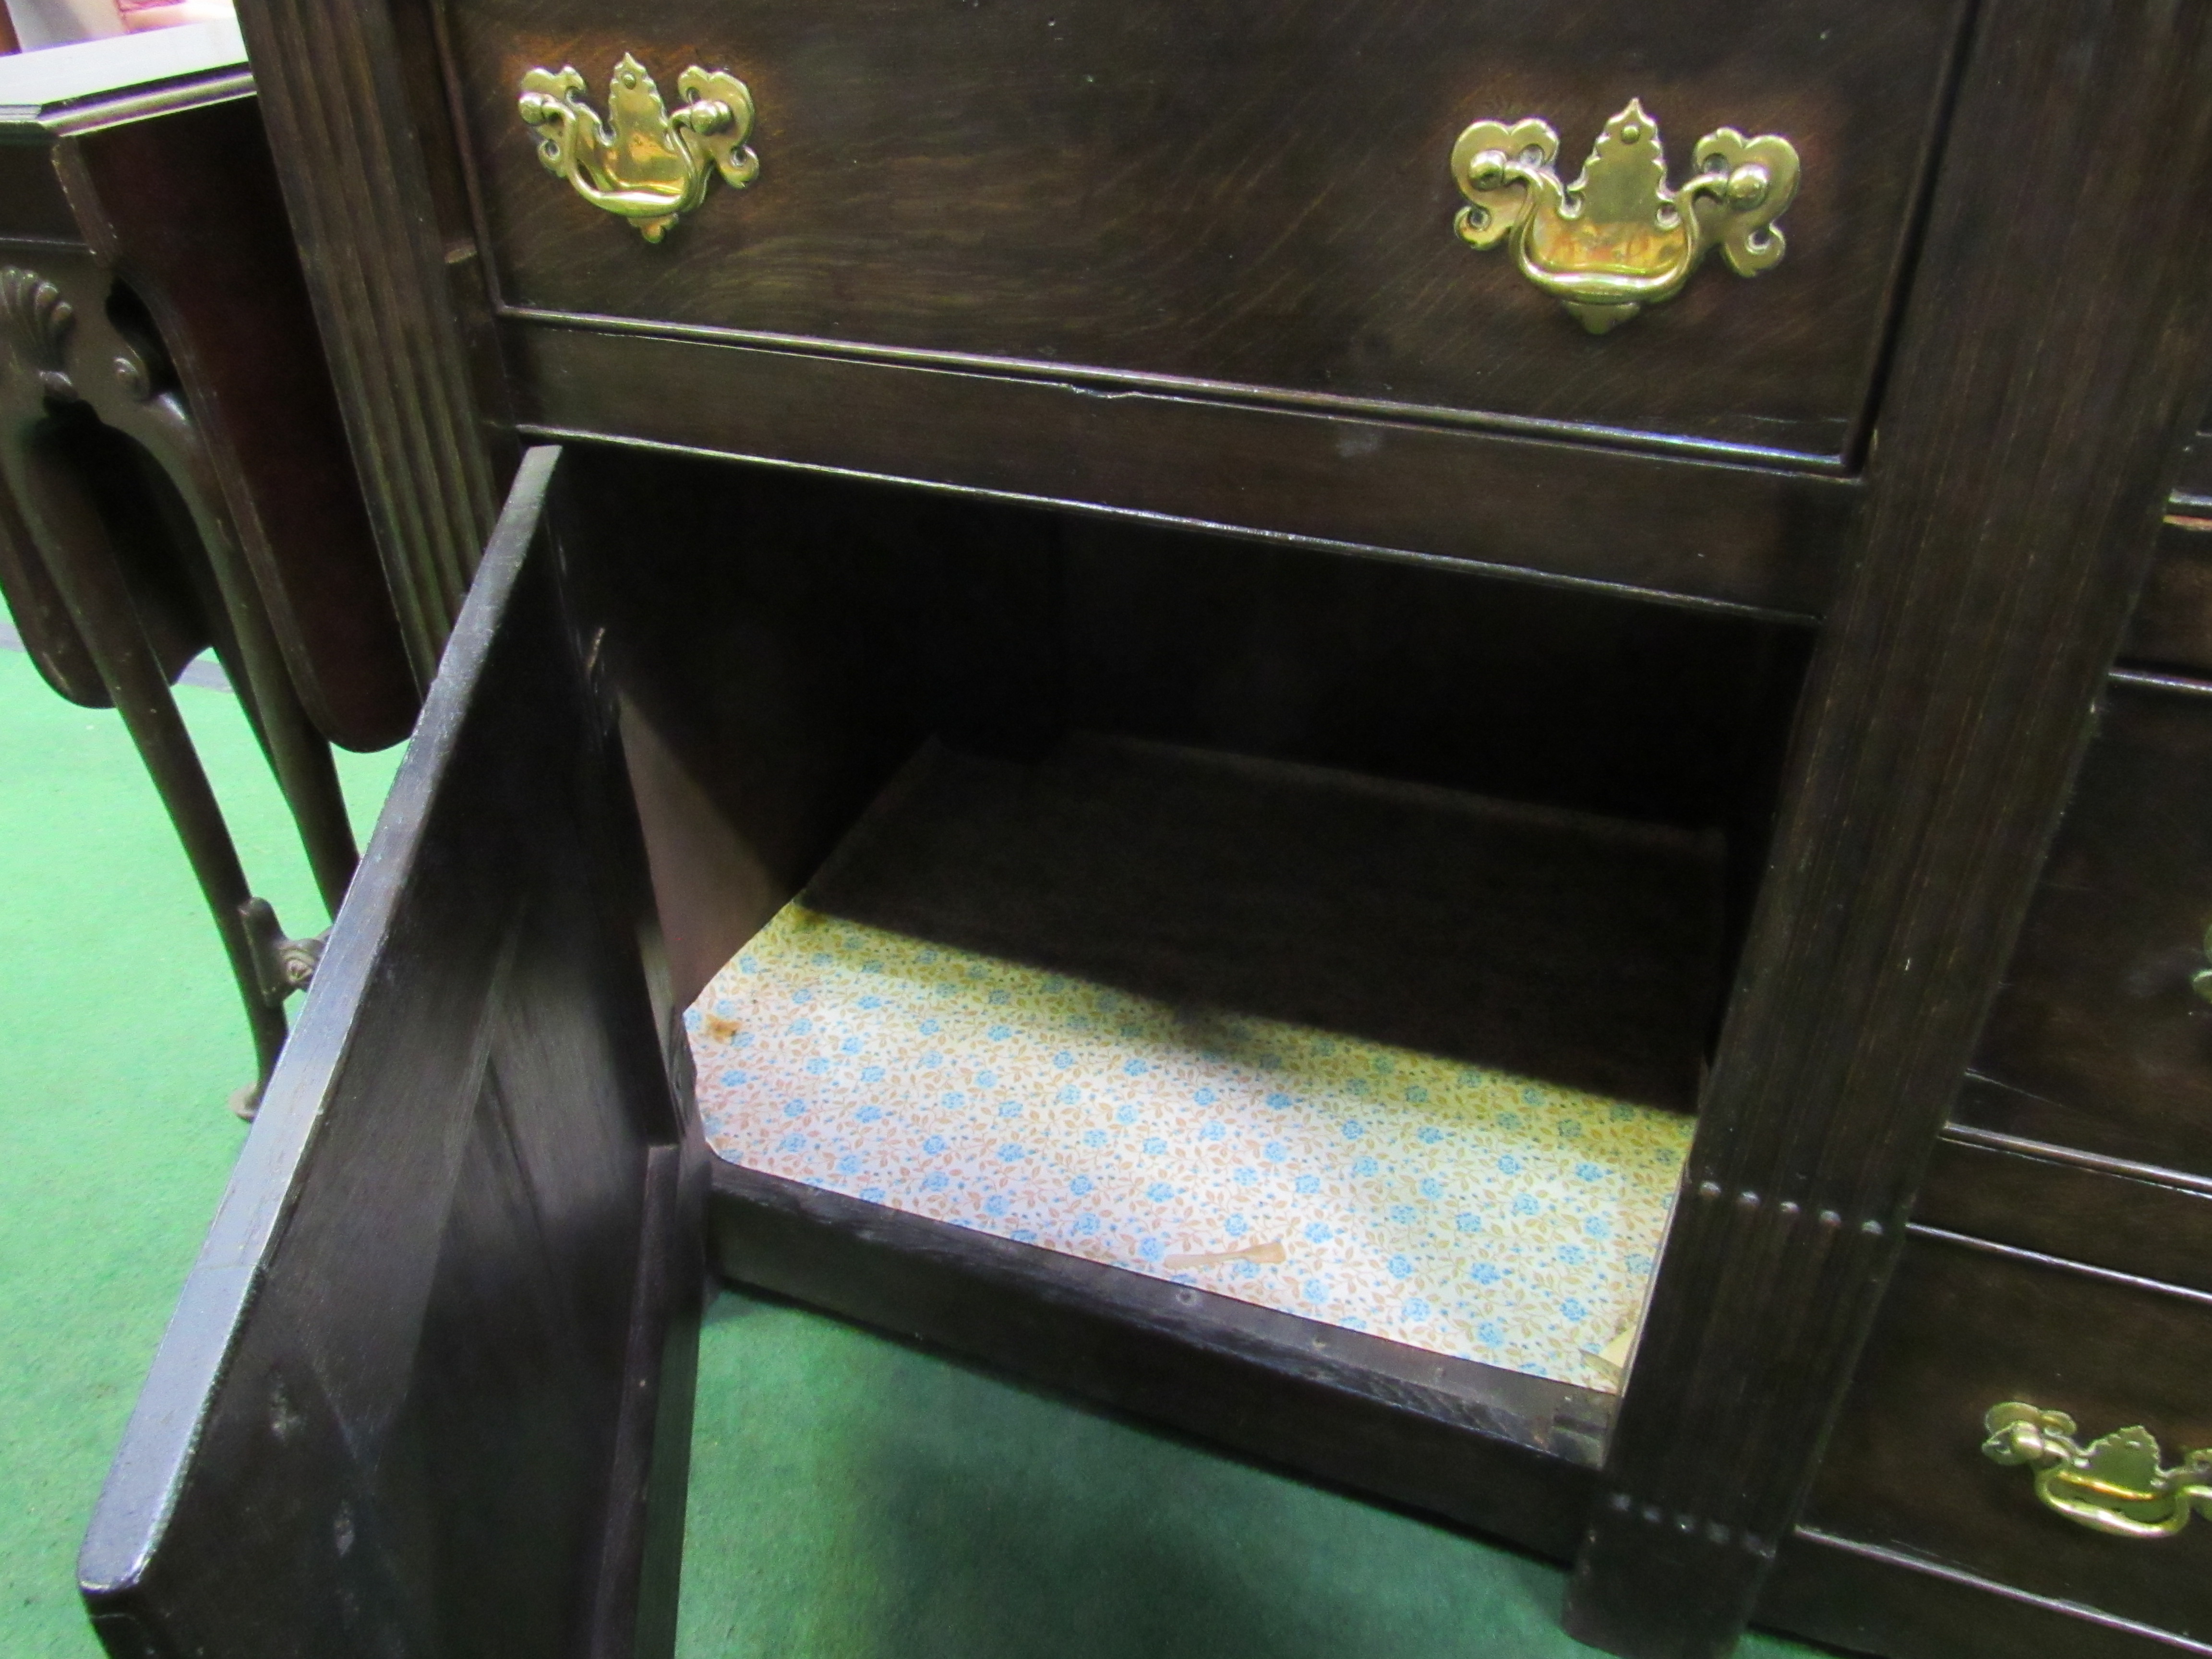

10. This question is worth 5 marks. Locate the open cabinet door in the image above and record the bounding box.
[78,448,706,1659]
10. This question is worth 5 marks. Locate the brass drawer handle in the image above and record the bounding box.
[1983,1402,2212,1539]
[517,54,758,242]
[1449,100,1799,335]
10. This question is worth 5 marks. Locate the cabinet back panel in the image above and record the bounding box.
[809,736,1723,1106]
[1060,519,1809,830]
[565,448,1802,1025]
[570,447,1806,819]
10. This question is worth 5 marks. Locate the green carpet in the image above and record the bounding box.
[0,645,399,1656]
[0,641,1834,1659]
[678,1289,1837,1659]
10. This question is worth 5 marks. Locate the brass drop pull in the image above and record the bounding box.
[1449,100,1799,335]
[2189,923,2212,1003]
[517,53,758,242]
[1983,1402,2212,1539]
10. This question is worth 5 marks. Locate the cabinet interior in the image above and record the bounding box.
[572,446,1809,1395]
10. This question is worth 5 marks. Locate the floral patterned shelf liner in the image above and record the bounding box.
[688,903,1691,1395]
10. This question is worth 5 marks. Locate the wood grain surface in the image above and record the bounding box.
[1767,1518,2212,1659]
[234,0,514,680]
[511,320,1863,616]
[1958,673,2212,1181]
[2125,517,2212,677]
[1918,1130,2212,1302]
[445,0,1968,461]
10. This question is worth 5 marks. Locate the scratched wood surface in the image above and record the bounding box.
[439,0,1967,461]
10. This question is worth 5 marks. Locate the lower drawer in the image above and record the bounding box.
[1791,1228,2212,1654]
[1958,669,2212,1178]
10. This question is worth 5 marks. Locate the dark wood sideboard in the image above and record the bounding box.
[74,4,2212,1658]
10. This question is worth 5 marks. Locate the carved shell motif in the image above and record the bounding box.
[0,266,75,397]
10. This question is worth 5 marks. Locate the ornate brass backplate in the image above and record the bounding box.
[1449,100,1799,334]
[1983,1402,2212,1539]
[517,54,758,241]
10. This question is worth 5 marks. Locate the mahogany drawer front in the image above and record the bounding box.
[1958,672,2212,1178]
[1799,1229,2212,1649]
[443,0,1967,463]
